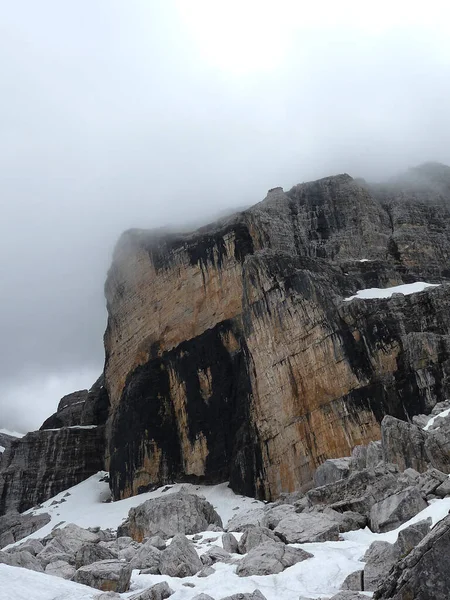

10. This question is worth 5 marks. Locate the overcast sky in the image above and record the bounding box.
[1,1,450,432]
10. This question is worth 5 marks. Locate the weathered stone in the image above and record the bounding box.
[222,532,239,554]
[159,534,202,577]
[314,458,351,487]
[374,513,450,599]
[192,595,215,600]
[130,581,174,600]
[363,541,398,591]
[261,504,296,529]
[369,487,428,533]
[236,540,312,576]
[274,512,340,543]
[350,446,368,471]
[416,468,448,496]
[394,519,432,557]
[37,524,99,566]
[366,441,384,469]
[200,545,232,566]
[237,526,281,553]
[323,508,367,533]
[0,549,44,572]
[147,535,166,550]
[381,417,429,473]
[226,508,265,532]
[424,423,450,473]
[0,510,50,548]
[341,570,363,591]
[435,478,450,497]
[198,566,215,577]
[329,593,368,600]
[45,559,76,579]
[119,492,222,542]
[72,559,132,593]
[129,540,162,572]
[75,542,118,568]
[16,538,44,556]
[220,593,266,600]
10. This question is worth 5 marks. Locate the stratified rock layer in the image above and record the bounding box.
[104,168,450,501]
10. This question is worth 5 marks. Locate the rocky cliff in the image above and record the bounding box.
[103,164,450,501]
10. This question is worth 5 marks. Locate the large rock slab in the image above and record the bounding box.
[314,458,351,487]
[0,549,44,572]
[37,523,100,566]
[73,559,132,593]
[274,512,340,543]
[369,487,428,533]
[374,513,450,599]
[236,541,312,576]
[119,491,222,542]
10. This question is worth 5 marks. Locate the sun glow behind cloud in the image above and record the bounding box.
[176,0,450,74]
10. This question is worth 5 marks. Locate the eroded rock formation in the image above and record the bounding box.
[103,164,450,501]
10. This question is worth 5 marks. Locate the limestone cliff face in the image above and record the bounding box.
[105,166,450,501]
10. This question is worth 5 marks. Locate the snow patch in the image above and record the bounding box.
[423,407,450,431]
[344,281,440,301]
[0,446,5,453]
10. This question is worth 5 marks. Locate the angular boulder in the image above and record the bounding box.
[130,581,174,600]
[237,526,281,554]
[45,559,76,579]
[274,512,340,543]
[236,541,312,576]
[129,541,162,572]
[75,542,118,568]
[0,549,44,572]
[369,487,428,533]
[119,491,222,542]
[314,458,351,487]
[0,510,51,548]
[158,534,202,577]
[72,559,132,593]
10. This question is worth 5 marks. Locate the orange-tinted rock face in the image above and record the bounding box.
[104,174,450,501]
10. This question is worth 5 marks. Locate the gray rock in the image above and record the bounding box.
[369,487,428,533]
[366,441,384,469]
[130,581,174,600]
[116,535,135,549]
[323,508,367,533]
[416,468,448,496]
[192,596,215,600]
[200,545,233,566]
[119,491,222,542]
[236,541,312,576]
[350,445,367,471]
[93,593,121,600]
[274,512,340,543]
[37,523,99,566]
[207,524,224,532]
[341,569,363,591]
[237,526,281,553]
[118,545,138,561]
[75,542,118,568]
[412,414,429,428]
[147,535,166,550]
[159,534,202,577]
[431,400,450,415]
[0,549,44,572]
[261,504,295,529]
[424,423,450,473]
[72,559,132,593]
[373,513,450,599]
[381,416,429,473]
[220,590,267,600]
[198,565,215,577]
[314,458,351,487]
[226,508,265,532]
[16,539,45,556]
[328,593,368,600]
[394,518,432,557]
[45,559,76,579]
[435,477,450,497]
[129,540,162,572]
[0,510,51,548]
[363,540,398,591]
[222,532,239,554]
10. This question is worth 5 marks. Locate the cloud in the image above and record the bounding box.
[1,1,449,431]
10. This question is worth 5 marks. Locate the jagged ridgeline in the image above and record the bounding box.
[2,163,450,513]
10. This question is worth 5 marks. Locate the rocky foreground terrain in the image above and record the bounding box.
[2,162,450,598]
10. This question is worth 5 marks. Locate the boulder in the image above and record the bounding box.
[198,566,215,577]
[341,569,363,591]
[314,458,351,487]
[435,478,450,498]
[416,468,448,496]
[374,513,450,599]
[329,594,368,600]
[363,541,398,591]
[222,532,239,554]
[159,534,202,577]
[381,416,429,473]
[323,508,367,533]
[45,559,76,579]
[394,519,432,557]
[147,535,166,550]
[37,523,99,566]
[16,539,45,556]
[237,526,281,553]
[274,512,340,543]
[130,581,174,600]
[369,487,428,533]
[200,545,233,566]
[0,549,44,572]
[226,508,265,532]
[220,590,267,600]
[261,504,295,529]
[75,542,118,568]
[119,492,222,542]
[366,441,384,469]
[0,510,51,548]
[192,596,215,600]
[236,541,312,576]
[72,559,132,593]
[424,423,450,473]
[350,445,368,471]
[129,540,162,572]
